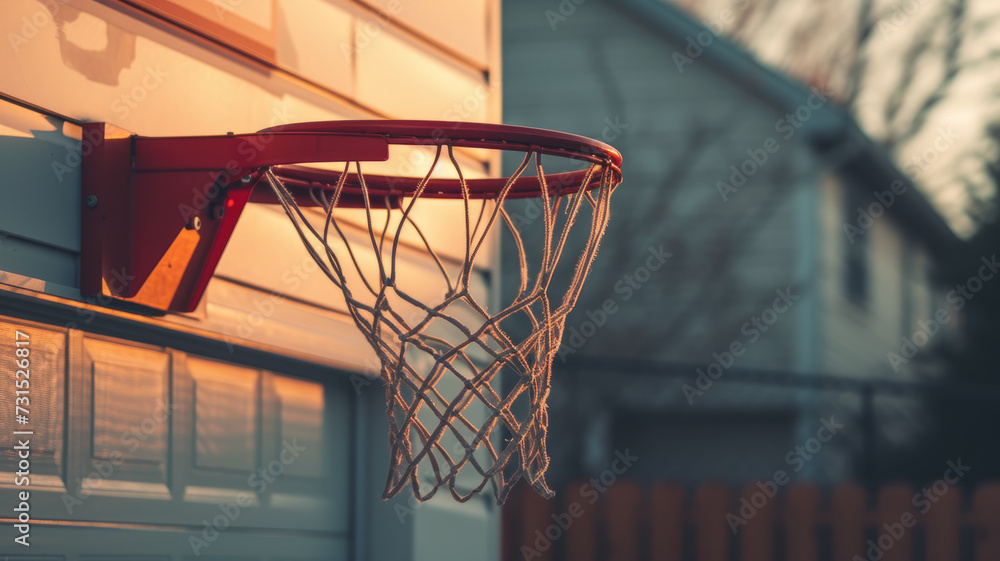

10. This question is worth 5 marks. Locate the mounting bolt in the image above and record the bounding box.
[85,195,98,208]
[186,216,202,231]
[210,204,225,220]
[241,174,253,183]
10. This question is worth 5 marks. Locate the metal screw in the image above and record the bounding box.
[186,216,202,231]
[210,204,225,220]
[86,195,98,208]
[241,174,253,183]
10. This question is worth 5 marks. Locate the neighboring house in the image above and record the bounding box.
[0,1,501,559]
[502,0,960,485]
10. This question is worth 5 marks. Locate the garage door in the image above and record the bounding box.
[0,315,353,559]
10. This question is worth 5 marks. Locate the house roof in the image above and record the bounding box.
[611,0,960,258]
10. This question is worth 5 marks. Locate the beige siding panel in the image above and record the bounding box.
[216,204,491,312]
[276,0,355,94]
[0,0,355,135]
[0,229,79,288]
[359,0,491,68]
[355,23,489,121]
[0,103,81,253]
[217,205,444,311]
[199,277,380,371]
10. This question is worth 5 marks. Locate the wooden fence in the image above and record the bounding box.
[502,480,1000,561]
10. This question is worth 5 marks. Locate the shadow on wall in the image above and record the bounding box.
[17,2,140,86]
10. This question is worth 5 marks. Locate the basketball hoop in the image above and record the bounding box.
[80,120,622,504]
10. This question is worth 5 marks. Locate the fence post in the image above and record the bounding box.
[694,483,730,561]
[503,484,524,561]
[739,481,776,561]
[565,479,598,561]
[650,482,684,561]
[973,483,1000,561]
[924,479,960,561]
[517,484,556,561]
[785,483,821,561]
[606,480,641,561]
[876,484,913,561]
[831,483,866,561]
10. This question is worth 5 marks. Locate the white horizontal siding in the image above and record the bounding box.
[504,0,805,372]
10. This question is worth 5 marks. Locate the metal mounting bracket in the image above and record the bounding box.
[80,122,390,313]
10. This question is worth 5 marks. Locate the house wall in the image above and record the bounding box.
[0,0,501,558]
[818,170,941,379]
[503,0,826,483]
[808,169,947,480]
[504,0,807,373]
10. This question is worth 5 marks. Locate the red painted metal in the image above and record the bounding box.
[80,120,621,314]
[264,119,623,187]
[80,122,390,313]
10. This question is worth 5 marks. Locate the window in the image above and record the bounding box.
[901,240,913,335]
[844,186,869,306]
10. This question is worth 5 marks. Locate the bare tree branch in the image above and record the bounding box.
[885,0,967,150]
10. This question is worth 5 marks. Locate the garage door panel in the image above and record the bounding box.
[0,315,353,541]
[270,374,325,478]
[0,321,66,483]
[83,339,170,487]
[176,357,260,501]
[191,361,259,472]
